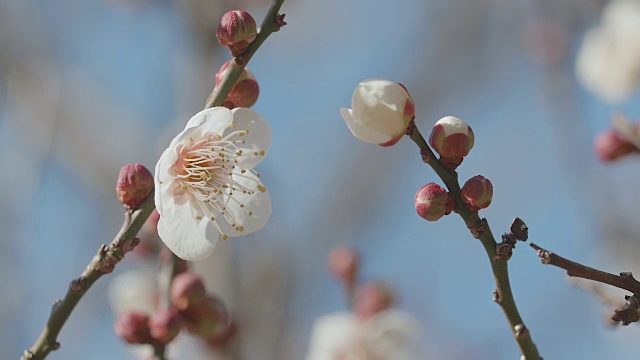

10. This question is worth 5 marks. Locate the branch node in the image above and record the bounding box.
[274,13,287,29]
[492,289,501,303]
[494,242,514,261]
[514,324,530,340]
[69,278,85,291]
[467,218,486,239]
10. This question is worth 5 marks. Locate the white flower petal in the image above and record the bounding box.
[341,107,391,144]
[157,202,219,261]
[185,107,233,135]
[351,79,408,136]
[228,107,272,170]
[306,313,359,360]
[155,147,179,216]
[216,171,271,237]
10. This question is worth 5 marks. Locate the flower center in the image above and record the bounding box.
[170,129,264,237]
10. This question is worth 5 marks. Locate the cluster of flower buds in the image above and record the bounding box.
[211,60,260,109]
[428,116,475,171]
[114,272,235,349]
[116,164,154,209]
[170,273,235,347]
[115,309,182,346]
[216,10,257,56]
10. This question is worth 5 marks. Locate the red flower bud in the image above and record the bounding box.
[149,308,183,344]
[429,116,474,170]
[414,183,449,221]
[216,10,257,56]
[594,129,637,162]
[170,272,206,311]
[116,164,153,209]
[460,175,493,211]
[327,245,359,287]
[114,311,153,344]
[353,282,394,320]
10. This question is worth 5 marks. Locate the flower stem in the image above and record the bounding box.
[21,1,287,358]
[407,124,542,359]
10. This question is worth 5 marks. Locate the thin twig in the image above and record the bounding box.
[21,193,155,360]
[407,124,541,359]
[530,243,640,294]
[22,1,287,358]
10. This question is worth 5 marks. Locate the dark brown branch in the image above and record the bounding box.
[529,243,640,294]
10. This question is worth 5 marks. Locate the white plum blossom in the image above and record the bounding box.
[340,79,415,146]
[154,107,271,261]
[306,310,422,360]
[575,0,640,103]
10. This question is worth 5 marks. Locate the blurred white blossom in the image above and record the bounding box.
[306,310,422,360]
[576,0,640,103]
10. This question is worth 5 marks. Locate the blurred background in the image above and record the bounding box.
[2,0,640,359]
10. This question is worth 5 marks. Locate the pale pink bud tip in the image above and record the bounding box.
[460,175,493,211]
[116,164,154,209]
[327,245,359,286]
[429,116,475,165]
[414,183,448,221]
[594,129,637,162]
[114,311,153,344]
[149,309,183,344]
[354,282,394,320]
[171,272,206,311]
[217,10,257,56]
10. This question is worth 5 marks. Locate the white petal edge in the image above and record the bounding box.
[229,107,272,170]
[185,107,233,135]
[157,202,219,261]
[340,108,391,144]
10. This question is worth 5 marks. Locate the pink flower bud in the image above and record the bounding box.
[460,175,493,211]
[149,308,183,344]
[327,245,359,286]
[353,282,394,320]
[182,296,229,339]
[116,164,153,209]
[429,116,475,170]
[114,311,153,344]
[226,79,260,108]
[414,183,449,221]
[216,10,257,56]
[594,129,637,162]
[213,61,260,109]
[171,272,206,311]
